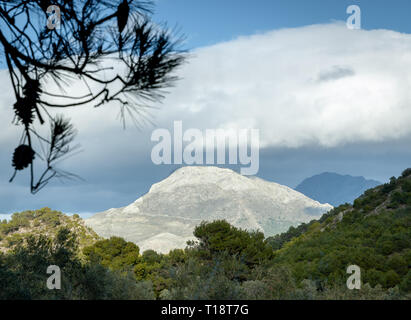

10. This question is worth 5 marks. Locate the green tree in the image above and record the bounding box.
[83,237,140,271]
[192,220,273,266]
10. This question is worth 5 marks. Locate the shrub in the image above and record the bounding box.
[401,168,411,178]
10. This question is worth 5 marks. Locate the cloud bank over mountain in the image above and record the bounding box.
[1,22,411,213]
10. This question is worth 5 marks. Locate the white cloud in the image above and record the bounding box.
[152,22,411,148]
[2,22,411,169]
[0,214,12,221]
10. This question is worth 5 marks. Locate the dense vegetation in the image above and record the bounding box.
[1,169,410,300]
[0,208,100,251]
[0,228,154,299]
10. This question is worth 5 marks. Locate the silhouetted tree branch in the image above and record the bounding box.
[0,0,185,194]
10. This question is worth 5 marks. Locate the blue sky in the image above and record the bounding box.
[1,1,411,217]
[154,0,411,48]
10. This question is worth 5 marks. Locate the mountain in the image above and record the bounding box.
[295,172,381,207]
[86,166,333,253]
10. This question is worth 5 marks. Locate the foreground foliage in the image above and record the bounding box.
[1,169,410,300]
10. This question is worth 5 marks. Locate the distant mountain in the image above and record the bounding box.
[295,172,381,207]
[86,166,333,253]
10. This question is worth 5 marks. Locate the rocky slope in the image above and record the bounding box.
[86,166,333,253]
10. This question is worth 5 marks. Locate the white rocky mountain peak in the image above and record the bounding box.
[86,166,333,253]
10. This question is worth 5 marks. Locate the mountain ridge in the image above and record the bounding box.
[295,172,381,207]
[86,166,333,253]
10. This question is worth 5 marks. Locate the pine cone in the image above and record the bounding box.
[13,97,35,126]
[12,145,35,171]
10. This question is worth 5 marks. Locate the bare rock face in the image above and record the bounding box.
[86,166,333,253]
